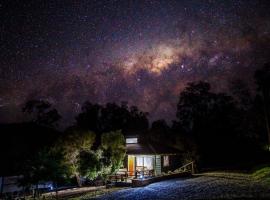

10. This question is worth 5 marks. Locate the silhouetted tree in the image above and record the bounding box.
[76,101,148,141]
[0,123,61,176]
[76,102,102,133]
[148,119,170,143]
[23,100,61,127]
[174,81,242,165]
[176,81,216,134]
[229,79,266,148]
[254,63,270,148]
[229,79,253,111]
[20,147,69,199]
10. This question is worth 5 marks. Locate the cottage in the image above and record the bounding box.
[122,135,181,178]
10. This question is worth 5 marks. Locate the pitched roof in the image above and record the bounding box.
[126,142,181,155]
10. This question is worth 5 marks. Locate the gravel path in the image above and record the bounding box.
[93,172,270,200]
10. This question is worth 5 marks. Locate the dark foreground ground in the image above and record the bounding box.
[93,172,270,200]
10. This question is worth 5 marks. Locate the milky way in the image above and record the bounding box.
[1,0,270,126]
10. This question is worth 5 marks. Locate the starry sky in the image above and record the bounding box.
[1,0,270,126]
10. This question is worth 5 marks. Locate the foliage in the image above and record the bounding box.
[254,63,270,147]
[148,119,170,143]
[175,81,234,134]
[254,63,270,95]
[176,82,235,132]
[20,147,69,189]
[0,123,61,176]
[101,130,125,149]
[75,130,126,181]
[55,128,96,186]
[22,100,61,127]
[101,130,126,174]
[76,102,149,135]
[78,150,102,180]
[173,81,265,165]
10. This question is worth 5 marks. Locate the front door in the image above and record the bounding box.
[128,155,135,176]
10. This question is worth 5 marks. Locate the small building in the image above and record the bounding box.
[0,176,23,195]
[123,135,181,178]
[0,176,53,197]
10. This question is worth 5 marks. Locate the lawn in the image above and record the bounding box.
[24,167,270,200]
[89,169,270,200]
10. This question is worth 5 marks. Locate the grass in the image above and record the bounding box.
[67,187,128,200]
[23,186,128,200]
[252,166,270,185]
[21,167,270,200]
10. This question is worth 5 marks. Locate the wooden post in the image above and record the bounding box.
[191,161,194,174]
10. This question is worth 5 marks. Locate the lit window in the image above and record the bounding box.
[143,157,153,170]
[136,156,154,170]
[163,155,169,167]
[126,137,138,144]
[136,157,144,166]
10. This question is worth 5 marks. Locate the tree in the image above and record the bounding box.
[56,128,96,186]
[0,122,62,176]
[174,81,240,165]
[78,150,102,180]
[76,102,148,147]
[254,63,270,149]
[20,148,69,199]
[176,81,215,134]
[22,100,61,127]
[76,130,126,181]
[229,79,253,111]
[127,105,149,132]
[76,102,102,133]
[229,79,266,148]
[101,130,126,174]
[146,119,172,146]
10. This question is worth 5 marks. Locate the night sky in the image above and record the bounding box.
[1,0,270,126]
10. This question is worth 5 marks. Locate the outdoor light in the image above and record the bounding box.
[49,184,54,190]
[139,173,144,179]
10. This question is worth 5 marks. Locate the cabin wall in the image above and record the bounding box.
[124,154,182,176]
[161,155,182,173]
[154,155,162,175]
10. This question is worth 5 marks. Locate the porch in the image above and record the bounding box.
[127,154,160,178]
[108,161,195,187]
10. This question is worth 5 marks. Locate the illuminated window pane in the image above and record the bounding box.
[136,156,154,170]
[163,155,169,167]
[136,157,143,166]
[126,137,138,144]
[144,157,153,170]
